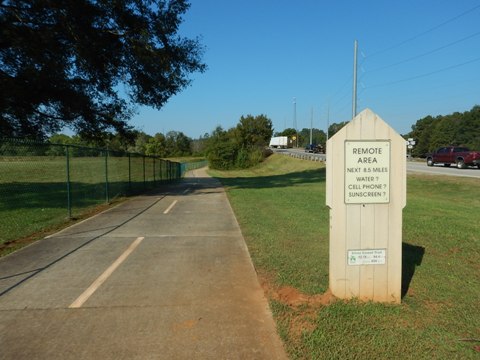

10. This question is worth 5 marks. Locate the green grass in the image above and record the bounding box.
[210,154,480,359]
[0,156,173,246]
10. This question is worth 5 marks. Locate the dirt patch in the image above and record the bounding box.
[275,286,336,307]
[257,270,337,345]
[258,270,336,309]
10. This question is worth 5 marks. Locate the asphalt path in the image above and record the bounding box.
[0,168,287,360]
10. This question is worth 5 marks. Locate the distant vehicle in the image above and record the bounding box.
[426,146,480,169]
[305,144,324,154]
[269,136,291,149]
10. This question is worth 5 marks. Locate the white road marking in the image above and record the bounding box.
[69,236,145,309]
[163,200,178,214]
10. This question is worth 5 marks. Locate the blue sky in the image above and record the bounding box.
[130,0,480,138]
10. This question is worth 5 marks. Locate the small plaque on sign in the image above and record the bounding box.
[348,249,386,266]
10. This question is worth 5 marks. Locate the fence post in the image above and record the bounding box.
[160,160,164,182]
[66,145,72,219]
[105,149,109,203]
[128,153,131,193]
[143,156,146,188]
[153,157,156,184]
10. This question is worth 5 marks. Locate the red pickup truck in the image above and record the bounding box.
[426,146,480,169]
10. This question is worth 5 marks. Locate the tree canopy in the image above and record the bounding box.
[48,129,194,157]
[407,105,480,157]
[0,0,206,140]
[328,121,348,138]
[206,114,273,170]
[236,114,273,148]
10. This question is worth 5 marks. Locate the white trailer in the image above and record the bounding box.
[269,136,290,149]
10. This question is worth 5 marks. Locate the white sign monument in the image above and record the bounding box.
[326,109,406,303]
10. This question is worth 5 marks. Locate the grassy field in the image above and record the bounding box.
[0,155,173,249]
[209,154,480,359]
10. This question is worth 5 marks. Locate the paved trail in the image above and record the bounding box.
[0,168,287,359]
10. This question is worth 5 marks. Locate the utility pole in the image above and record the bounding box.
[310,107,313,145]
[326,102,330,141]
[352,39,358,119]
[293,97,297,147]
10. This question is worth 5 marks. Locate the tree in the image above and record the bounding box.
[455,106,480,150]
[191,132,209,155]
[328,121,348,138]
[0,0,206,140]
[128,131,152,154]
[145,132,166,157]
[164,130,191,156]
[204,115,274,170]
[276,128,297,137]
[408,115,435,157]
[275,127,299,146]
[205,126,238,170]
[299,127,326,147]
[236,114,273,149]
[428,116,457,151]
[49,133,75,146]
[406,106,480,157]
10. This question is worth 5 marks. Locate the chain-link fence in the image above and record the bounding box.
[0,138,207,244]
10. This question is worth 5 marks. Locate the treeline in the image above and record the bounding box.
[406,105,480,157]
[275,128,327,147]
[47,130,194,157]
[290,106,480,158]
[275,122,351,148]
[43,105,479,162]
[42,113,274,169]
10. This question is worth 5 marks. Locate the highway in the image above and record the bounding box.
[273,149,480,179]
[406,160,480,179]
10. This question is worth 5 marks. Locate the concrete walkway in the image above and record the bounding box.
[0,168,287,359]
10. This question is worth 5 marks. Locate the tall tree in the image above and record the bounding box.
[0,0,206,140]
[408,115,435,157]
[299,127,326,147]
[145,132,166,156]
[205,126,238,170]
[164,130,191,156]
[128,131,152,154]
[236,114,273,148]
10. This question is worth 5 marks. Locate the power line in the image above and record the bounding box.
[366,30,480,73]
[328,74,352,102]
[366,3,480,58]
[367,56,480,89]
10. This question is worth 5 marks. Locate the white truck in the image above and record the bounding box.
[269,136,291,149]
